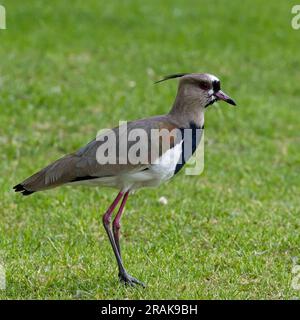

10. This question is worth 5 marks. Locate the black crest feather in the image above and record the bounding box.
[155,73,188,84]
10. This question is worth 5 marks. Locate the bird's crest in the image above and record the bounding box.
[155,73,188,84]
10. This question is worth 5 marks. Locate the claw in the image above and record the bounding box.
[119,272,146,287]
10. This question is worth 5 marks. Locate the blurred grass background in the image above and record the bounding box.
[0,0,299,299]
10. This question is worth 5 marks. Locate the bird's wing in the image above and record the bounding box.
[75,115,180,171]
[16,115,182,192]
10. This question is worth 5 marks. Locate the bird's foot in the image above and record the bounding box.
[118,272,146,287]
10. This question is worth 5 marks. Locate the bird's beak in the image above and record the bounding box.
[214,90,236,106]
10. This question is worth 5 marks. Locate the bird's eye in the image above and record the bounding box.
[199,81,210,90]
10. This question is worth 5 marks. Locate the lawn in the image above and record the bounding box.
[0,0,299,299]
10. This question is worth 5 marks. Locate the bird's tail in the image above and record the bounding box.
[13,154,79,196]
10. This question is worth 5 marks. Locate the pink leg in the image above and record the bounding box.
[113,191,129,256]
[102,191,124,226]
[102,191,125,273]
[102,191,145,287]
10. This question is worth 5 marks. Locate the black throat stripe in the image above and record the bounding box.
[174,122,204,175]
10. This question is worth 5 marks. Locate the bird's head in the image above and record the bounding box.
[156,73,236,109]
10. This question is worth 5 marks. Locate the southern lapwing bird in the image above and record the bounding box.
[14,73,236,287]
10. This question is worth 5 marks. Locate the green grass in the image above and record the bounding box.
[0,0,299,299]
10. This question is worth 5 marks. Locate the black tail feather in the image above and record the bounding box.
[13,184,35,196]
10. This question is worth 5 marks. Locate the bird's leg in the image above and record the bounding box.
[102,191,145,287]
[102,191,125,271]
[112,191,129,256]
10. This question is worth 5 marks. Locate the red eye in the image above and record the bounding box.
[199,82,210,90]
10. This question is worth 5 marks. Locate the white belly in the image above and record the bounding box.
[72,141,183,191]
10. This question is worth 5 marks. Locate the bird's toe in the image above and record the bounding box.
[119,272,146,288]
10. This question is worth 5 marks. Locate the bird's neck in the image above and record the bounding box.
[168,87,205,129]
